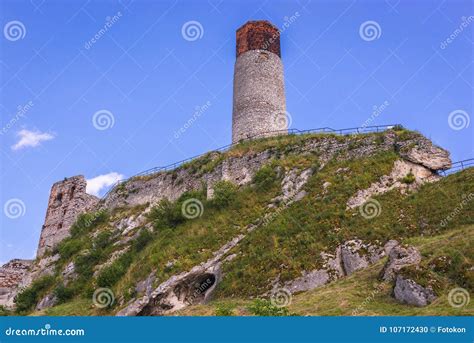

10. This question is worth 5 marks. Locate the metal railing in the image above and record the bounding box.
[101,124,399,199]
[439,158,474,176]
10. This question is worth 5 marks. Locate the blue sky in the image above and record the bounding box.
[1,0,472,263]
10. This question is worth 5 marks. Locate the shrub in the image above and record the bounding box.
[246,299,289,316]
[149,199,184,230]
[93,230,112,250]
[96,253,133,288]
[15,275,55,313]
[401,172,416,184]
[58,239,83,260]
[53,284,74,303]
[74,250,102,279]
[70,210,108,237]
[211,181,237,209]
[132,229,154,252]
[0,306,11,316]
[149,190,206,230]
[253,165,277,192]
[215,303,235,316]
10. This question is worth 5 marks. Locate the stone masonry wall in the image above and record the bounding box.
[36,175,99,257]
[232,49,287,143]
[232,20,287,143]
[0,259,33,307]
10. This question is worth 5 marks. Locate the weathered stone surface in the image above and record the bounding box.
[37,175,99,257]
[117,235,242,316]
[393,275,436,307]
[283,248,344,293]
[341,240,384,275]
[383,240,399,255]
[135,272,156,297]
[232,49,287,143]
[36,293,58,310]
[398,137,451,170]
[103,130,450,211]
[380,245,421,282]
[0,259,33,308]
[62,261,76,285]
[347,160,439,209]
[272,168,312,204]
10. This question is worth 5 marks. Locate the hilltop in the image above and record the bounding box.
[1,126,473,316]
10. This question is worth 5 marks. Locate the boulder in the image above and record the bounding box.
[341,240,384,275]
[393,275,436,307]
[283,248,344,293]
[399,138,451,171]
[380,245,421,282]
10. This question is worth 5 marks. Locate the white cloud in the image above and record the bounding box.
[12,129,55,150]
[86,172,125,196]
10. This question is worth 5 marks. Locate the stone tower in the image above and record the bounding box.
[232,20,287,143]
[36,175,99,257]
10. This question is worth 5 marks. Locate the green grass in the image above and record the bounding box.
[21,129,473,316]
[176,226,474,316]
[214,158,474,298]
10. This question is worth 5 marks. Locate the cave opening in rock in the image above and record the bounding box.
[173,273,216,306]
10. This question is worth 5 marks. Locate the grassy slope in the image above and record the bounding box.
[176,226,474,316]
[19,131,474,316]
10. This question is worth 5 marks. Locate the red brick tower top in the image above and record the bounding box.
[236,20,280,57]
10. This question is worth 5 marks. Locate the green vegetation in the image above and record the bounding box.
[210,181,238,209]
[15,275,55,313]
[148,189,206,230]
[247,299,290,316]
[253,165,278,192]
[400,171,416,184]
[19,130,473,317]
[214,303,235,316]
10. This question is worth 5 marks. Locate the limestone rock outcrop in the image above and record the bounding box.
[380,245,422,282]
[393,275,436,307]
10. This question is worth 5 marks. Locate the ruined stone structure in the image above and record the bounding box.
[36,175,98,257]
[232,20,287,143]
[0,259,33,307]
